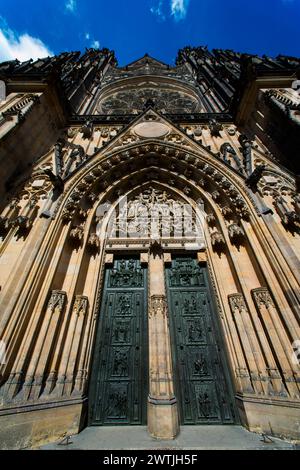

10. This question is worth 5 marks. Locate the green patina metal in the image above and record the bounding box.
[89,257,148,425]
[166,255,237,425]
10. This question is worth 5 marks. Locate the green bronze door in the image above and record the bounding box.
[89,256,148,425]
[166,256,237,425]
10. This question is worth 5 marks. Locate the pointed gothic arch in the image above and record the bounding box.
[0,113,299,447]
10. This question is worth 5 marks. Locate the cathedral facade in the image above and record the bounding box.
[0,46,299,449]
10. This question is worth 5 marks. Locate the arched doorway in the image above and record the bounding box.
[87,182,238,432]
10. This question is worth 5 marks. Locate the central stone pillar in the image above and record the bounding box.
[147,246,179,439]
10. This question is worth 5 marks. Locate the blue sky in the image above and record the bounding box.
[0,0,299,66]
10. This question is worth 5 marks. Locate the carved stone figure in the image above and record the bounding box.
[198,391,212,418]
[70,225,84,242]
[81,120,93,139]
[87,233,100,250]
[194,355,208,375]
[228,224,245,242]
[211,231,226,248]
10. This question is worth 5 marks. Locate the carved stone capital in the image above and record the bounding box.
[11,215,33,233]
[211,231,226,249]
[81,120,93,139]
[274,196,300,227]
[222,205,233,218]
[228,293,247,314]
[88,233,100,250]
[228,223,245,242]
[73,295,89,316]
[9,198,20,210]
[206,213,216,226]
[252,288,275,309]
[70,225,84,243]
[0,215,8,231]
[209,118,223,137]
[212,190,221,202]
[62,208,75,222]
[48,290,67,314]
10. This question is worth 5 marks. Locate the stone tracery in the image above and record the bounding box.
[98,86,204,115]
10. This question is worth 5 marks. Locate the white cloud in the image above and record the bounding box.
[65,0,77,13]
[150,1,166,21]
[0,24,53,62]
[91,40,100,49]
[85,33,90,40]
[170,0,190,21]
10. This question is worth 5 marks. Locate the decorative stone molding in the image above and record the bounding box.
[163,253,172,265]
[274,196,300,228]
[81,120,93,139]
[62,207,75,222]
[210,231,226,249]
[73,296,89,316]
[78,208,89,220]
[228,223,245,243]
[149,295,168,318]
[220,142,236,163]
[235,367,255,394]
[87,233,100,251]
[221,175,232,189]
[235,195,247,209]
[8,197,20,210]
[203,164,214,176]
[87,192,98,204]
[197,251,207,265]
[227,127,236,136]
[69,189,83,203]
[222,206,233,218]
[206,213,216,226]
[52,138,258,224]
[212,190,221,202]
[252,288,275,309]
[0,215,8,232]
[227,185,239,198]
[73,369,88,394]
[48,290,67,314]
[209,118,223,137]
[69,225,84,243]
[246,164,266,191]
[205,258,223,319]
[11,215,33,233]
[228,293,247,314]
[239,206,250,220]
[211,172,223,184]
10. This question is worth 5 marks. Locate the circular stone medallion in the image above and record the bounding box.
[134,122,170,138]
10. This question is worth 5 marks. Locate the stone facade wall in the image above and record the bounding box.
[0,49,299,448]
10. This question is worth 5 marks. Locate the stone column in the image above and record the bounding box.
[252,288,300,399]
[228,294,265,395]
[60,295,89,397]
[21,290,67,401]
[147,247,179,440]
